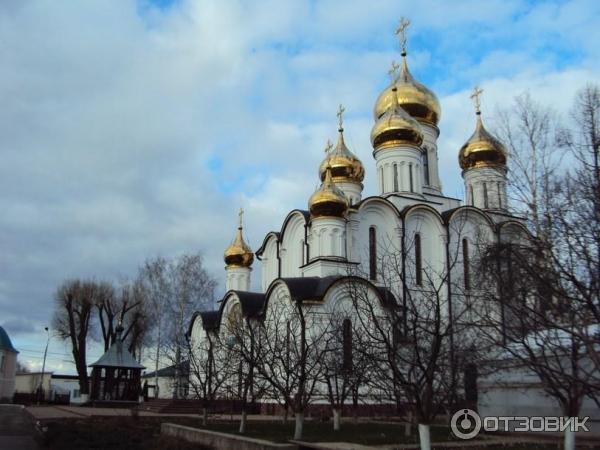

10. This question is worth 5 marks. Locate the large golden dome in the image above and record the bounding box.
[373,55,441,126]
[224,211,254,268]
[371,85,424,151]
[459,113,507,171]
[309,166,348,218]
[319,128,364,184]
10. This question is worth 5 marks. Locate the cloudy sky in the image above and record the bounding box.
[1,0,598,373]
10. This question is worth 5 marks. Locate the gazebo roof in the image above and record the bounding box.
[89,338,145,370]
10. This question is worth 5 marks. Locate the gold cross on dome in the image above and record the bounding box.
[324,139,333,154]
[388,60,400,82]
[336,104,345,130]
[470,86,484,114]
[395,17,410,54]
[238,207,244,228]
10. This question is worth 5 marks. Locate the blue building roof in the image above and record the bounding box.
[0,326,18,353]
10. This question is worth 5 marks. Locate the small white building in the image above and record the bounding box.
[51,374,86,404]
[142,361,189,399]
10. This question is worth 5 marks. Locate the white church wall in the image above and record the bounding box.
[260,235,278,293]
[280,213,306,278]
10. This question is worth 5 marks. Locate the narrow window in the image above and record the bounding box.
[415,233,422,286]
[379,167,384,193]
[409,164,414,192]
[423,150,430,185]
[497,182,502,208]
[342,318,353,372]
[469,185,474,206]
[369,226,377,280]
[462,238,470,290]
[300,239,304,266]
[393,163,399,191]
[483,183,489,209]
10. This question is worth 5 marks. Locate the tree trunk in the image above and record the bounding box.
[405,410,412,436]
[418,423,431,450]
[294,412,304,440]
[332,408,341,431]
[564,427,575,450]
[202,407,208,426]
[283,406,289,423]
[239,410,247,434]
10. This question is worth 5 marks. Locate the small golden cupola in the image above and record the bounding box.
[371,67,424,151]
[319,105,365,185]
[459,87,507,171]
[373,18,441,127]
[224,209,254,268]
[308,165,349,219]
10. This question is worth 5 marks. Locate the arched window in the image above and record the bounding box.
[369,226,377,280]
[300,239,305,266]
[462,238,470,290]
[379,167,384,193]
[409,164,414,192]
[415,233,422,286]
[469,185,474,206]
[342,318,353,372]
[483,183,489,209]
[393,163,399,191]
[423,150,430,185]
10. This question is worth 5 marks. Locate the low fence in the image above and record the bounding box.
[161,423,297,450]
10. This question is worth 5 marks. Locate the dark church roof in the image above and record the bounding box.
[0,326,18,353]
[231,291,265,317]
[143,361,189,378]
[89,339,145,370]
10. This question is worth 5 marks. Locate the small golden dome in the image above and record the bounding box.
[371,86,424,150]
[319,128,364,184]
[309,166,348,218]
[224,210,254,268]
[459,113,507,171]
[373,55,441,126]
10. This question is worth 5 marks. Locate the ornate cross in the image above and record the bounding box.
[388,60,400,83]
[395,17,410,54]
[238,207,244,229]
[324,139,333,154]
[336,104,345,130]
[470,86,484,114]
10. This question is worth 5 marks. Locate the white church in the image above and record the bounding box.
[188,22,532,416]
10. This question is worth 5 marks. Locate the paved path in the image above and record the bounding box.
[0,404,38,450]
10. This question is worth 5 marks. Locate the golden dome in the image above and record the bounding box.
[224,210,254,268]
[373,55,441,126]
[459,112,507,171]
[319,128,364,184]
[309,166,348,218]
[371,85,424,151]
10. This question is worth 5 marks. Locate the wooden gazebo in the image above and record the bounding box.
[89,325,145,402]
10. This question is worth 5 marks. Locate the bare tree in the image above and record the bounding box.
[344,217,482,450]
[139,252,216,399]
[475,85,600,450]
[253,286,330,440]
[53,279,112,397]
[318,298,372,431]
[225,305,269,434]
[187,320,233,426]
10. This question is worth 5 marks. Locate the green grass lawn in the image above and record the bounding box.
[39,416,583,450]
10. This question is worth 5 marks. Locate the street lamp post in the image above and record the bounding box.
[38,327,50,405]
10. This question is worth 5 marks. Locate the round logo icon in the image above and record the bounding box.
[450,408,482,440]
